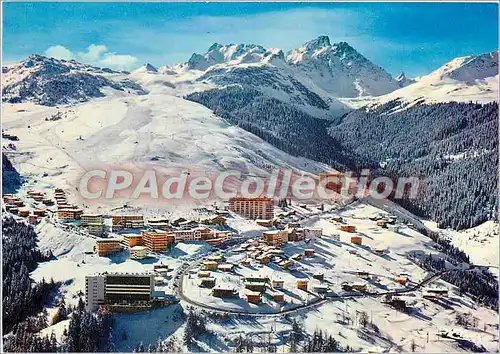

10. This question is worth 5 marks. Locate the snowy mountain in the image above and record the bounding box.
[376,51,499,106]
[181,43,284,71]
[395,72,415,88]
[2,54,147,106]
[286,36,400,97]
[133,63,159,74]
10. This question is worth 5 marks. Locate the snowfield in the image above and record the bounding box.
[2,74,330,213]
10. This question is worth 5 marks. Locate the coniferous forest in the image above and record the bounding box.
[2,217,113,352]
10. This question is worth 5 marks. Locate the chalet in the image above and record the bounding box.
[42,198,53,205]
[352,282,368,292]
[207,255,225,263]
[33,209,46,217]
[313,272,324,281]
[291,253,302,261]
[270,291,284,303]
[246,291,262,304]
[18,208,29,217]
[244,275,269,283]
[305,228,323,237]
[212,287,238,298]
[170,217,187,227]
[256,254,271,264]
[375,248,385,255]
[200,215,227,226]
[422,286,448,298]
[245,282,266,292]
[28,215,38,225]
[304,249,315,257]
[313,285,329,294]
[332,233,341,241]
[271,279,284,289]
[214,209,230,217]
[262,230,288,247]
[286,228,305,242]
[199,277,216,288]
[278,259,294,270]
[217,263,234,272]
[13,200,25,207]
[202,261,218,271]
[239,259,251,267]
[339,225,356,232]
[394,276,409,285]
[197,271,211,278]
[357,271,370,279]
[331,216,343,222]
[296,279,308,291]
[388,225,400,232]
[286,221,301,229]
[256,219,274,227]
[376,221,387,228]
[351,236,362,245]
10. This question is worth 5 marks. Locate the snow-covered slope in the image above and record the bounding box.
[384,51,498,104]
[2,73,330,212]
[342,51,499,109]
[2,54,147,106]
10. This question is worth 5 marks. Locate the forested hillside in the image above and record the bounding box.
[329,100,498,230]
[188,87,497,230]
[186,86,361,169]
[2,153,22,193]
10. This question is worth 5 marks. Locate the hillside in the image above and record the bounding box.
[328,100,498,230]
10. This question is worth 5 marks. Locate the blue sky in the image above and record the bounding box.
[3,2,498,77]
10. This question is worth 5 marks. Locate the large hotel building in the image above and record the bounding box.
[85,272,154,312]
[228,197,273,220]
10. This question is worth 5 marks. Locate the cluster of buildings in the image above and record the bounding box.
[94,226,232,257]
[198,266,329,305]
[85,271,179,312]
[3,191,48,224]
[54,189,84,220]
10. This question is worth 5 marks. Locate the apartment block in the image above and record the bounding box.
[81,213,104,226]
[142,231,175,253]
[85,273,154,312]
[228,197,273,220]
[262,230,288,247]
[58,208,83,220]
[112,215,144,229]
[95,238,122,256]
